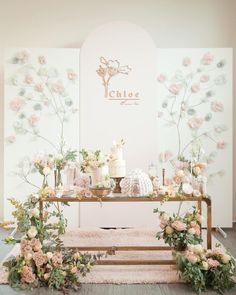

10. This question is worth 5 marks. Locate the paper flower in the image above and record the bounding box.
[10,97,25,112]
[201,52,214,65]
[211,100,224,112]
[188,117,203,130]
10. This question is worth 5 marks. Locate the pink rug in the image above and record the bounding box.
[0,227,219,284]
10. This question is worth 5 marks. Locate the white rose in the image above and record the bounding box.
[27,226,38,238]
[221,254,231,264]
[188,227,196,235]
[202,261,209,270]
[31,208,40,218]
[56,154,63,160]
[193,190,201,197]
[165,225,174,235]
[193,166,201,175]
[161,213,169,222]
[43,166,51,175]
[176,170,185,177]
[193,244,204,254]
[24,252,33,261]
[46,252,53,259]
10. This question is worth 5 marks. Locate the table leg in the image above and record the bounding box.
[39,199,43,221]
[207,202,212,249]
[197,200,202,239]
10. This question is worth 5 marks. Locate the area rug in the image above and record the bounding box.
[0,228,220,284]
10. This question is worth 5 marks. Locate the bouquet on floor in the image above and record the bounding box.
[176,244,236,293]
[154,207,203,251]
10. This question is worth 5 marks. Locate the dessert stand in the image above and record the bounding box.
[39,194,212,266]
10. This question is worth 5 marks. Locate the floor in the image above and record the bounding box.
[0,226,235,295]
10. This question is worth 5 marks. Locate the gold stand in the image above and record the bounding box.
[111,177,124,193]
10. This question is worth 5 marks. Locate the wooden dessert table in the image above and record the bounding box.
[39,194,212,265]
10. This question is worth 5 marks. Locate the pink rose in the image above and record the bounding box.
[38,55,46,64]
[171,220,186,231]
[157,73,167,83]
[173,160,189,170]
[186,252,198,264]
[217,141,227,149]
[173,175,183,185]
[188,117,203,130]
[182,57,191,66]
[28,114,40,127]
[201,52,214,65]
[207,258,220,268]
[212,247,224,256]
[191,83,200,93]
[10,97,25,112]
[35,83,44,92]
[24,74,34,84]
[159,150,173,163]
[211,101,224,112]
[200,75,210,83]
[169,84,182,95]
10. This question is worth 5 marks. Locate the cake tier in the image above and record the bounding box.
[109,160,126,178]
[110,147,123,161]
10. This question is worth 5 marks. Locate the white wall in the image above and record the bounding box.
[0,0,235,221]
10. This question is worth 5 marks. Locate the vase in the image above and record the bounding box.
[90,166,108,186]
[42,175,48,188]
[55,169,63,188]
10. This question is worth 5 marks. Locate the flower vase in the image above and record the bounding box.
[55,169,63,188]
[90,167,102,186]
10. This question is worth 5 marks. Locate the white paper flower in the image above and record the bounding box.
[182,183,193,195]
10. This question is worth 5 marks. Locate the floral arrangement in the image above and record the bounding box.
[80,149,105,173]
[4,189,100,293]
[154,207,203,251]
[176,244,235,293]
[92,175,116,189]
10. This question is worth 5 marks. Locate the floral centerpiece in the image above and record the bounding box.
[89,175,115,198]
[154,207,203,251]
[176,244,236,293]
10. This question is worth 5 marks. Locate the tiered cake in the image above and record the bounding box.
[108,140,126,178]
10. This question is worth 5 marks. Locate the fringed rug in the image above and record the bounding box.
[0,228,220,284]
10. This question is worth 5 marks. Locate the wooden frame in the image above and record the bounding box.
[39,195,212,265]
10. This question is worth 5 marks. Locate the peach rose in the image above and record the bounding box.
[20,266,36,284]
[52,252,63,266]
[207,258,220,268]
[221,254,231,264]
[171,220,186,231]
[33,250,47,267]
[30,238,42,252]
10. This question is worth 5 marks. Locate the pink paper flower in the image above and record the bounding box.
[157,112,164,118]
[200,74,210,83]
[182,57,191,66]
[52,81,65,93]
[188,117,203,130]
[67,70,77,80]
[217,140,227,149]
[16,50,30,63]
[171,220,187,231]
[28,114,40,127]
[35,83,44,92]
[157,73,167,83]
[201,52,214,65]
[169,84,182,95]
[24,74,34,84]
[207,258,220,268]
[10,97,25,112]
[211,101,224,112]
[159,151,173,163]
[191,83,200,93]
[38,55,46,64]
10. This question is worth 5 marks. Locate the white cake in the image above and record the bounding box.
[108,141,126,178]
